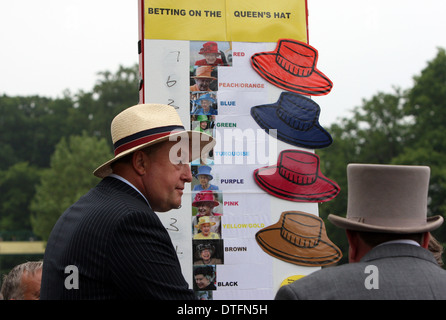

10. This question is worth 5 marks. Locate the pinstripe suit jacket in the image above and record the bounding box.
[275,243,446,300]
[40,177,195,300]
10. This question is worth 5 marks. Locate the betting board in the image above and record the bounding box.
[138,0,340,300]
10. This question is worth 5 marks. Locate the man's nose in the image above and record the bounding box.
[182,164,193,182]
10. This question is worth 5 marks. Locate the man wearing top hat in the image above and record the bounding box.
[275,164,446,300]
[40,103,215,300]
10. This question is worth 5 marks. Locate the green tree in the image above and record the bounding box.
[0,94,77,169]
[30,132,112,241]
[393,48,446,242]
[318,48,446,260]
[0,65,138,171]
[74,64,139,145]
[0,162,41,237]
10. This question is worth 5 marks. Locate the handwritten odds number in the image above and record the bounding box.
[167,217,179,232]
[165,50,180,108]
[166,75,177,87]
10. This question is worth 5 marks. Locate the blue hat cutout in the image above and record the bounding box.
[250,92,332,149]
[195,165,213,180]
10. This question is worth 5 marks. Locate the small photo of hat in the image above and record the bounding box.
[251,92,332,149]
[192,190,220,208]
[191,66,217,80]
[256,211,342,266]
[195,216,217,229]
[197,93,216,105]
[194,165,213,180]
[199,41,221,55]
[251,39,333,96]
[195,115,210,123]
[195,242,215,256]
[253,150,340,202]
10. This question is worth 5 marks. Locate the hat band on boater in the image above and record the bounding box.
[113,125,185,156]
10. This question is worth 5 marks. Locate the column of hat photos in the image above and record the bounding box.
[139,0,342,300]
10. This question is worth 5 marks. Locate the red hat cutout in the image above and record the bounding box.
[251,39,333,96]
[253,150,340,202]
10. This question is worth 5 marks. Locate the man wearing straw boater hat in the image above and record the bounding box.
[40,103,215,300]
[276,164,446,300]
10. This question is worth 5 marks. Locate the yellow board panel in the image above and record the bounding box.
[226,0,308,43]
[144,0,307,43]
[144,0,227,41]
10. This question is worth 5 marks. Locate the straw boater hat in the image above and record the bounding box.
[328,164,444,233]
[93,104,215,178]
[256,211,342,266]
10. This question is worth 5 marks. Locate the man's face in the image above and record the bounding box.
[143,140,193,212]
[195,78,212,91]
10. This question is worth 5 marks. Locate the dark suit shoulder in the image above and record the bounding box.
[276,244,446,300]
[93,177,150,212]
[41,177,174,299]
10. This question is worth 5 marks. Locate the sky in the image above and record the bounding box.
[1,0,446,127]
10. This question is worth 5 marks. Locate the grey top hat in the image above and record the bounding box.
[328,164,443,233]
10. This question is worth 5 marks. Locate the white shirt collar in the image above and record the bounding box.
[109,173,151,208]
[378,239,420,247]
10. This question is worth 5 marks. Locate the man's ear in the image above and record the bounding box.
[421,231,430,249]
[132,150,148,176]
[346,230,363,263]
